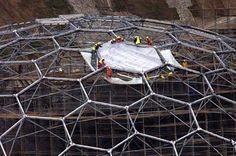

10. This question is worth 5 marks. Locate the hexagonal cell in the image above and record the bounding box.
[112,135,174,156]
[146,67,210,102]
[162,44,225,73]
[1,118,67,155]
[55,31,112,48]
[164,45,223,73]
[129,94,196,141]
[0,62,39,95]
[170,28,233,52]
[206,70,236,98]
[176,131,234,156]
[81,70,149,105]
[36,49,92,78]
[18,79,87,117]
[0,38,57,61]
[192,96,236,139]
[65,102,132,149]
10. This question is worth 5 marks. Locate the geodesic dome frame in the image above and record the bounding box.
[0,15,236,155]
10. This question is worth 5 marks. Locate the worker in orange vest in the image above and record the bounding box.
[106,66,112,78]
[98,58,106,69]
[116,36,124,43]
[145,36,153,46]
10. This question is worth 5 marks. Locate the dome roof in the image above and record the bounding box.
[0,15,235,155]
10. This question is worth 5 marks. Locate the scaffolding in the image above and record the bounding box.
[0,15,235,155]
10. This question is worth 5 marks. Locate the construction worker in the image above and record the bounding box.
[94,42,102,50]
[182,59,188,68]
[91,42,102,68]
[167,71,174,77]
[159,74,165,79]
[145,74,150,81]
[116,36,124,43]
[145,36,153,46]
[106,66,112,78]
[98,58,106,69]
[111,38,116,44]
[134,36,141,45]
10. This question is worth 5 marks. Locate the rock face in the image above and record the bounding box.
[67,0,99,15]
[0,0,72,25]
[0,0,236,28]
[166,0,195,24]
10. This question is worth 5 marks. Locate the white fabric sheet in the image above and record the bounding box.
[98,42,162,73]
[81,42,182,84]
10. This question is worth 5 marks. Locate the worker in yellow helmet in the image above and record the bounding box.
[91,42,102,68]
[134,36,141,45]
[159,74,165,79]
[167,71,174,77]
[95,42,102,50]
[145,74,150,81]
[182,59,188,68]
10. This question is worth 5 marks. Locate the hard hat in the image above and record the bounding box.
[96,42,102,45]
[59,67,63,72]
[168,72,174,76]
[99,58,105,64]
[160,74,165,79]
[117,36,121,39]
[146,36,149,39]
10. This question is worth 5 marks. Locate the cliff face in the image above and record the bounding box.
[0,0,73,25]
[0,0,235,27]
[67,0,99,15]
[107,0,179,20]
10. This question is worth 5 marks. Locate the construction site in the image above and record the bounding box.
[0,1,236,156]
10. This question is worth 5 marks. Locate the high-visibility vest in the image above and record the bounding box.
[160,74,165,79]
[135,36,141,45]
[92,46,96,51]
[106,67,112,78]
[146,37,153,45]
[182,61,188,68]
[167,71,174,77]
[98,59,105,69]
